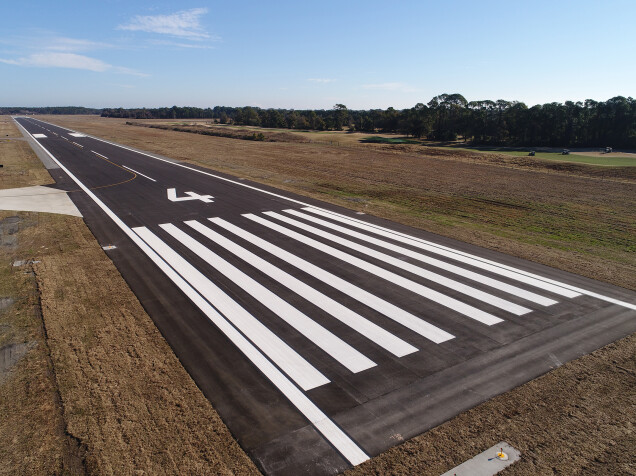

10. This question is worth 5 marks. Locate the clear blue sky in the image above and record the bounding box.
[1,0,634,109]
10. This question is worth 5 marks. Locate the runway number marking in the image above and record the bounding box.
[167,188,214,203]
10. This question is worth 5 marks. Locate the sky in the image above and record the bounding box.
[1,0,635,110]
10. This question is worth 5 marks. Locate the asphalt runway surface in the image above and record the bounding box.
[14,117,636,475]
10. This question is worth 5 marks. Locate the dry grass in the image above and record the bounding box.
[0,212,70,476]
[346,332,636,475]
[0,117,53,189]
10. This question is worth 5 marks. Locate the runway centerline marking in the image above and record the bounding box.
[122,165,156,182]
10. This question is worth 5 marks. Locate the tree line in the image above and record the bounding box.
[101,95,636,148]
[0,106,101,115]
[5,94,635,148]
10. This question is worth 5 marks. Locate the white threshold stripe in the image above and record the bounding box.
[122,165,157,182]
[186,220,417,357]
[294,208,558,307]
[28,117,635,311]
[210,217,454,344]
[303,207,581,299]
[246,214,503,326]
[134,226,330,389]
[267,211,529,317]
[160,223,376,374]
[13,118,370,466]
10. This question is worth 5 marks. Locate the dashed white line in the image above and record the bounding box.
[14,117,371,465]
[122,165,156,182]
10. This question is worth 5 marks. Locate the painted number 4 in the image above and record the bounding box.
[167,188,214,203]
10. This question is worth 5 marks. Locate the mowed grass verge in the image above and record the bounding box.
[487,149,636,166]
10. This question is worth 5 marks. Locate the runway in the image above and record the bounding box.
[14,116,636,475]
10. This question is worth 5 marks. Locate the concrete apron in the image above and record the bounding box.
[0,186,82,217]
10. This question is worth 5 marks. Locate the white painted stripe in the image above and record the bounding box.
[303,207,581,299]
[134,226,329,389]
[14,119,369,466]
[160,224,376,373]
[267,211,529,316]
[28,117,636,312]
[246,214,503,326]
[90,150,111,160]
[72,142,84,148]
[122,165,157,182]
[297,208,558,307]
[32,133,47,138]
[186,220,417,357]
[210,217,454,343]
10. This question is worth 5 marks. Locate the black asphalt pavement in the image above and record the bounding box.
[14,117,636,475]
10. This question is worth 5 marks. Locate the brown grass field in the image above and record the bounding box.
[2,114,635,474]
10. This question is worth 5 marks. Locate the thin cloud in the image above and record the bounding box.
[146,39,217,49]
[45,37,112,52]
[0,52,146,76]
[118,8,211,39]
[308,78,336,83]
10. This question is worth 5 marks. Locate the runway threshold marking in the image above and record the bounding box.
[134,225,330,390]
[271,210,532,315]
[185,220,418,357]
[287,208,558,307]
[210,217,454,343]
[39,115,631,310]
[14,121,369,466]
[246,213,504,326]
[159,223,377,373]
